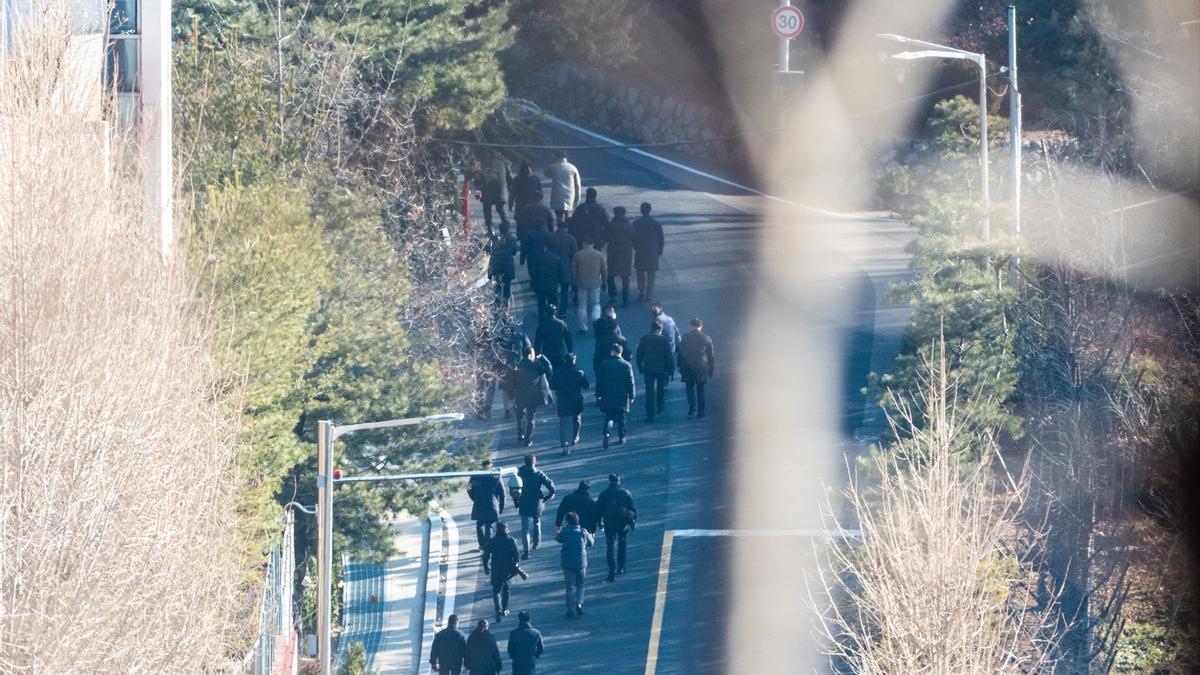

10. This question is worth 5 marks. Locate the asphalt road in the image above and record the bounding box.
[425,121,913,674]
[332,113,914,672]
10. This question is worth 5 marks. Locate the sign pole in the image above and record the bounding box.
[778,0,791,73]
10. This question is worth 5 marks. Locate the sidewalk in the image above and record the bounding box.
[337,511,430,674]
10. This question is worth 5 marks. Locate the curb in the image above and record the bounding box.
[435,504,461,632]
[416,505,441,675]
[417,501,460,675]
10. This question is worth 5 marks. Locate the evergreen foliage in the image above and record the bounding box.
[871,96,1024,450]
[176,8,488,571]
[175,0,513,132]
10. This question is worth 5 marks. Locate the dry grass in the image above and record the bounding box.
[0,4,242,670]
[815,340,1057,673]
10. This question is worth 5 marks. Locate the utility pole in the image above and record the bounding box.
[979,54,990,241]
[879,34,989,239]
[316,421,334,675]
[1008,5,1022,245]
[315,413,467,674]
[142,0,173,259]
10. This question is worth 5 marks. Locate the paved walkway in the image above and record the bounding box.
[338,513,428,674]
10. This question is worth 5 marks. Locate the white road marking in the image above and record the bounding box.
[520,103,883,221]
[671,528,862,538]
[645,528,863,674]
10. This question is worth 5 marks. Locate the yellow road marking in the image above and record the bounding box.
[644,530,675,675]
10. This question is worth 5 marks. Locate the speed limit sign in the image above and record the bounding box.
[771,5,805,39]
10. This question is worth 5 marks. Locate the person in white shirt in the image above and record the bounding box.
[544,150,582,226]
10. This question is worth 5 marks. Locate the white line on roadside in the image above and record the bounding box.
[645,527,863,675]
[672,527,863,538]
[520,103,881,222]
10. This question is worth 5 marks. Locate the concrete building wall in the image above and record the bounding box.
[1,0,172,258]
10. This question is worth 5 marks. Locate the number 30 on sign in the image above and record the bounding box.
[771,5,805,39]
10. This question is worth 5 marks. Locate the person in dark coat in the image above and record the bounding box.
[595,343,635,450]
[568,187,609,248]
[517,454,556,558]
[555,480,598,534]
[533,304,573,370]
[511,346,552,446]
[555,512,594,618]
[596,473,637,582]
[430,613,468,675]
[549,352,589,454]
[468,459,506,573]
[489,523,525,624]
[636,320,674,422]
[515,189,554,244]
[530,251,568,317]
[507,612,545,675]
[479,157,512,239]
[546,222,578,309]
[604,206,635,306]
[678,317,715,417]
[465,619,502,675]
[592,305,629,381]
[498,318,532,421]
[489,222,518,307]
[632,202,665,302]
[520,213,552,284]
[509,161,541,216]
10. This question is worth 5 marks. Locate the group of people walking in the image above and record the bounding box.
[429,612,542,675]
[479,300,715,453]
[446,149,718,673]
[444,461,638,674]
[468,464,639,607]
[484,151,667,319]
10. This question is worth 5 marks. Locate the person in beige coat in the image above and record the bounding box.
[572,235,607,334]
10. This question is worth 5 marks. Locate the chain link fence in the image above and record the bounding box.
[242,510,299,675]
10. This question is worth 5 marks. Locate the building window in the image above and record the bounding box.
[110,0,136,34]
[105,0,138,94]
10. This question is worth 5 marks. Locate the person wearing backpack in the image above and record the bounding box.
[596,473,637,582]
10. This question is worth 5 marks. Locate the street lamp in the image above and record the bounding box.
[879,33,991,240]
[315,412,513,675]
